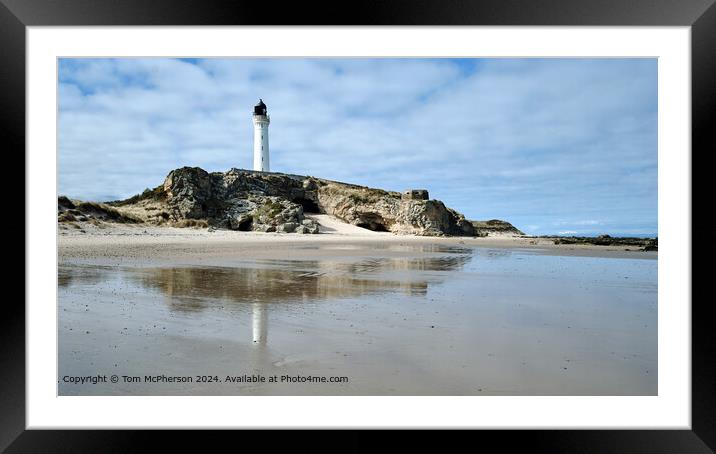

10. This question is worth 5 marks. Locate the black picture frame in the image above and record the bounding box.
[5,0,710,451]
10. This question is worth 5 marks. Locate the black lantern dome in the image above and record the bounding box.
[253,99,267,116]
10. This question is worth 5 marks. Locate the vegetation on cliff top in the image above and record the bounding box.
[58,196,142,224]
[108,185,167,206]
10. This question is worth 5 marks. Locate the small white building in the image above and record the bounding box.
[252,99,270,172]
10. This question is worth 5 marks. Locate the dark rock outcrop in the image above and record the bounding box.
[159,168,320,233]
[552,235,658,251]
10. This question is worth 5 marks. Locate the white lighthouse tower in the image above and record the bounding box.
[252,99,270,172]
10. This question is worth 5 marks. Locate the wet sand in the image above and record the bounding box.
[58,225,657,395]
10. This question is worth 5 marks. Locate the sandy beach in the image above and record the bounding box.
[59,214,655,265]
[58,216,657,396]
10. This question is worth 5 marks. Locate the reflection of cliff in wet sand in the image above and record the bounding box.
[61,252,473,349]
[132,252,473,313]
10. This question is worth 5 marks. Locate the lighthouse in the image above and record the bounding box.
[252,99,270,172]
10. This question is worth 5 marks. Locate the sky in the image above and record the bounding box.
[58,58,657,236]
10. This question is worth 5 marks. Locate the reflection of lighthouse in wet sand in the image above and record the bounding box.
[252,303,268,344]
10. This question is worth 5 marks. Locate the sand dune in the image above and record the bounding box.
[305,214,391,236]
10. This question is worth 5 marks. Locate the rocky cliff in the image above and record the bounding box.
[470,219,524,236]
[98,167,477,236]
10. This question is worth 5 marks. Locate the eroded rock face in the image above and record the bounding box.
[315,184,473,236]
[128,166,475,236]
[163,167,213,219]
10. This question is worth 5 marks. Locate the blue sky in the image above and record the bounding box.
[58,58,657,236]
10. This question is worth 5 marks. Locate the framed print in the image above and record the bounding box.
[7,0,711,450]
